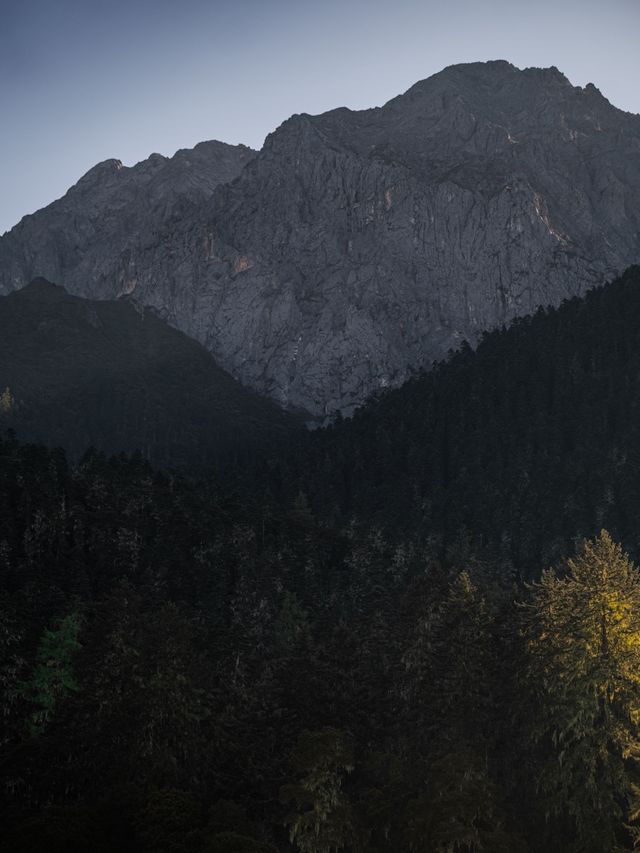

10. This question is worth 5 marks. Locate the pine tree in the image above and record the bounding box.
[274,591,311,652]
[403,572,521,852]
[280,727,359,853]
[134,788,202,853]
[21,612,82,735]
[0,386,14,413]
[525,530,640,851]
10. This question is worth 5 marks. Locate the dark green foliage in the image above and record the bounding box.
[2,430,640,850]
[281,728,358,853]
[403,752,524,853]
[20,612,81,735]
[3,804,113,853]
[134,789,203,853]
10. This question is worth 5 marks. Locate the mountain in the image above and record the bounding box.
[0,278,300,468]
[1,61,640,414]
[0,139,255,297]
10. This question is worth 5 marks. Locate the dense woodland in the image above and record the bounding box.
[282,265,640,574]
[4,268,640,850]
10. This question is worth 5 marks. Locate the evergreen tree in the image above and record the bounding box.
[281,727,359,853]
[403,572,520,852]
[21,612,82,735]
[0,599,27,746]
[0,385,14,413]
[404,752,524,853]
[134,788,203,853]
[525,531,640,851]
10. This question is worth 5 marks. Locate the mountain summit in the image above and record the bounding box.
[1,62,639,414]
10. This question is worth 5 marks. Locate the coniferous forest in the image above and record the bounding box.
[4,268,640,850]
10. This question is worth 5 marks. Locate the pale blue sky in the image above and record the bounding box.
[1,0,639,234]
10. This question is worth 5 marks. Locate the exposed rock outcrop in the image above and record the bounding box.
[0,141,256,298]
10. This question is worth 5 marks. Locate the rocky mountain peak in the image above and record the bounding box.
[74,158,125,189]
[1,61,639,415]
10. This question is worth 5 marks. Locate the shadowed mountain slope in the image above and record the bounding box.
[0,278,300,469]
[285,266,640,571]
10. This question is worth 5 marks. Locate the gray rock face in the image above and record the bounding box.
[0,140,256,298]
[2,61,640,415]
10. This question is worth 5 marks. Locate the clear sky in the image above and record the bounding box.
[1,0,639,234]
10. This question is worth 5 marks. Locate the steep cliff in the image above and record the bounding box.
[2,61,640,415]
[0,140,256,298]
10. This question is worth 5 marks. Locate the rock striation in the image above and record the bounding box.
[0,140,256,299]
[2,61,640,415]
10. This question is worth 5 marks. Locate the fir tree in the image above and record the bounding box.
[281,727,359,853]
[525,531,640,851]
[21,612,82,735]
[403,572,521,852]
[0,386,14,413]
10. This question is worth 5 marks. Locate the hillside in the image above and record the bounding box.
[286,265,640,571]
[0,279,300,468]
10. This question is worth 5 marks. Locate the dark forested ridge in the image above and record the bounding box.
[0,279,301,469]
[284,265,640,573]
[5,268,640,850]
